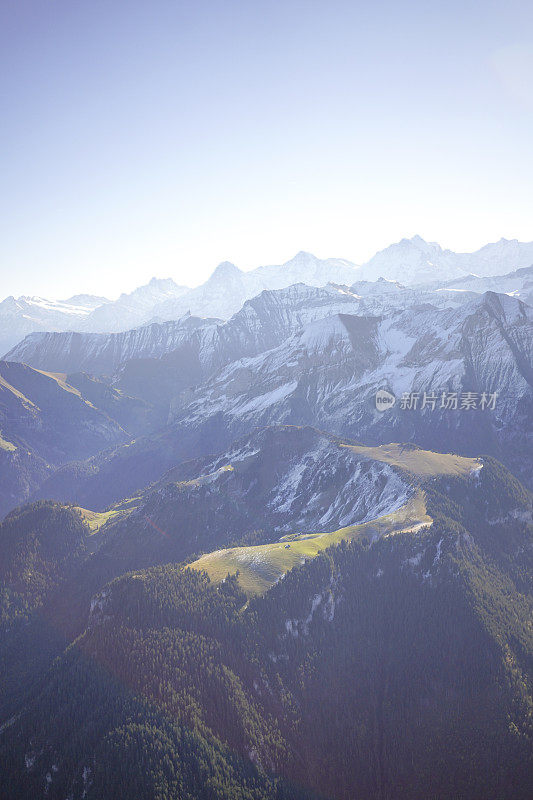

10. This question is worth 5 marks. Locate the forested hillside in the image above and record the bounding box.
[0,446,531,799]
[3,0,533,794]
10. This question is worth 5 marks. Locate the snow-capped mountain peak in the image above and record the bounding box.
[63,294,110,309]
[2,237,533,357]
[210,261,243,280]
[357,236,533,285]
[357,236,461,284]
[286,250,320,265]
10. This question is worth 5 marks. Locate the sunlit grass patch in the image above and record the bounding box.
[342,443,482,477]
[75,507,121,532]
[0,430,17,451]
[189,490,431,597]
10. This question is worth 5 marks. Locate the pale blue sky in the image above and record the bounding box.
[1,0,532,298]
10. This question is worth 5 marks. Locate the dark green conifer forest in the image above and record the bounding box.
[0,455,531,799]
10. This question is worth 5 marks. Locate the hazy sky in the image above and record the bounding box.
[1,0,532,299]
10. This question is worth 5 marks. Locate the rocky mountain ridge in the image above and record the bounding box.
[3,238,532,356]
[22,290,532,512]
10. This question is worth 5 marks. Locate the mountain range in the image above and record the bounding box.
[4,280,481,377]
[3,285,526,514]
[1,238,532,799]
[2,237,533,355]
[1,276,531,514]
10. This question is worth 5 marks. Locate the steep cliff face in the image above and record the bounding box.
[3,315,219,375]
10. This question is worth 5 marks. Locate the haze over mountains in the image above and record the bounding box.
[2,236,533,355]
[1,233,532,517]
[1,235,532,800]
[1,232,532,517]
[2,271,532,515]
